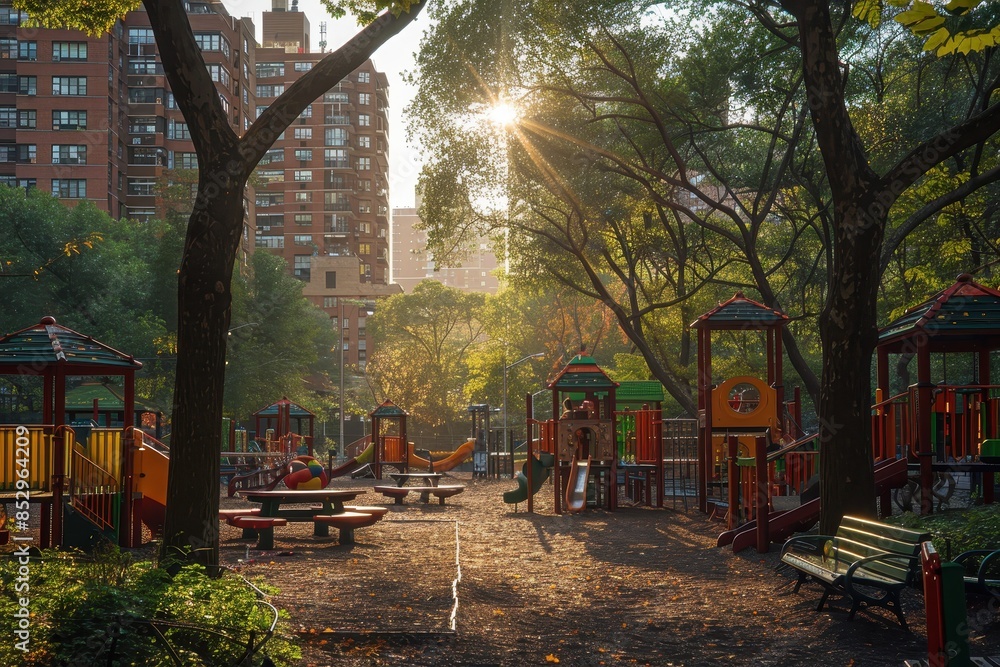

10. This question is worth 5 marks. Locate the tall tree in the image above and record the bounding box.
[18,0,425,566]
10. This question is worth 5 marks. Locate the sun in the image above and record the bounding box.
[487,101,520,127]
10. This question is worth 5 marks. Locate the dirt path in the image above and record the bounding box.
[220,475,1000,666]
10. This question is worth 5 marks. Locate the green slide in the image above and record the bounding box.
[503,451,555,504]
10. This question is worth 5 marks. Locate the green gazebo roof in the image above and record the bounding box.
[254,399,315,418]
[879,274,1000,350]
[0,316,142,372]
[690,292,788,330]
[370,399,407,418]
[548,355,619,391]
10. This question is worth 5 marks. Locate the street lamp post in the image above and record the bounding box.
[503,352,544,472]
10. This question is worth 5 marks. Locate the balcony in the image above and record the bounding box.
[323,223,350,236]
[325,176,356,191]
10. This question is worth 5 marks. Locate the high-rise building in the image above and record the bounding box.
[0,0,257,266]
[392,196,501,295]
[0,0,397,366]
[254,2,398,367]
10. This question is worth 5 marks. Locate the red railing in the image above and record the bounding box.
[70,452,118,532]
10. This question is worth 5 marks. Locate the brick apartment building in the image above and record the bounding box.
[0,0,396,367]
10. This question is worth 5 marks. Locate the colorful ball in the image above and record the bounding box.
[283,455,329,490]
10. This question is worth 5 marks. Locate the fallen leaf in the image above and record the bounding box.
[545,654,560,664]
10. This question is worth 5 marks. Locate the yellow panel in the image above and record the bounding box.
[711,376,777,429]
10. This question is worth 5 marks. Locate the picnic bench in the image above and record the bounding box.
[779,515,930,629]
[373,483,467,505]
[313,511,383,544]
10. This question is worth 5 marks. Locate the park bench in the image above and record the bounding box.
[226,515,286,550]
[374,484,466,505]
[779,514,930,629]
[953,547,1000,596]
[313,511,382,544]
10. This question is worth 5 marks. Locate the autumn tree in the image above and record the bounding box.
[18,0,425,566]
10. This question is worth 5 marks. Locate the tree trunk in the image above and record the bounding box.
[817,203,881,533]
[161,169,245,568]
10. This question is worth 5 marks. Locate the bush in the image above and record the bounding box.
[890,504,1000,556]
[0,545,300,666]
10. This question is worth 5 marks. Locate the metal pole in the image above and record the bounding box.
[502,353,509,479]
[338,299,345,464]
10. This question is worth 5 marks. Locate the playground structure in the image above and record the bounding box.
[512,354,633,513]
[369,399,408,478]
[469,403,511,478]
[225,398,314,496]
[0,317,145,549]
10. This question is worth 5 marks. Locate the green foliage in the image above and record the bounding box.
[854,0,1000,55]
[890,504,1000,554]
[224,252,339,421]
[13,0,139,35]
[322,0,420,24]
[0,546,300,666]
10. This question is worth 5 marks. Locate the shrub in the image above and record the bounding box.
[0,545,300,666]
[890,504,1000,556]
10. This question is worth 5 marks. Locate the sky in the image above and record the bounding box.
[226,0,430,209]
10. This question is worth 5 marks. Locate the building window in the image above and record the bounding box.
[358,93,370,106]
[294,62,313,71]
[52,42,87,61]
[293,255,311,280]
[17,110,35,129]
[205,64,231,87]
[294,149,312,162]
[256,235,284,248]
[357,157,370,171]
[0,74,14,92]
[256,169,284,184]
[358,243,371,255]
[294,191,312,202]
[128,28,155,44]
[357,135,371,149]
[16,75,35,95]
[52,145,87,164]
[16,144,35,163]
[0,8,24,25]
[259,148,283,165]
[17,41,36,61]
[294,127,312,140]
[294,213,312,225]
[127,178,156,196]
[293,170,312,182]
[128,87,163,104]
[128,59,163,75]
[255,62,284,78]
[129,116,158,134]
[257,213,284,228]
[52,110,85,130]
[325,127,348,147]
[325,91,349,104]
[255,193,284,207]
[0,106,15,128]
[167,120,190,139]
[325,271,337,289]
[324,148,348,168]
[358,200,372,214]
[358,113,370,126]
[358,72,370,83]
[256,83,284,97]
[52,76,87,96]
[176,152,198,169]
[51,179,86,198]
[128,147,161,165]
[293,234,312,245]
[194,32,229,57]
[323,296,336,308]
[299,104,312,119]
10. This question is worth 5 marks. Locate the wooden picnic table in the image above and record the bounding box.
[239,488,363,537]
[387,472,442,488]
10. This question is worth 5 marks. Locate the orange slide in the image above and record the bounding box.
[134,438,170,534]
[407,438,475,472]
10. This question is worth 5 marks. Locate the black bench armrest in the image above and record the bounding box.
[955,548,1000,588]
[842,552,918,603]
[780,534,837,558]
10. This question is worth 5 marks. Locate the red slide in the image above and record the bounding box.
[720,457,909,553]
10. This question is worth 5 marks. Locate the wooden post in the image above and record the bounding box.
[726,435,738,530]
[755,435,769,553]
